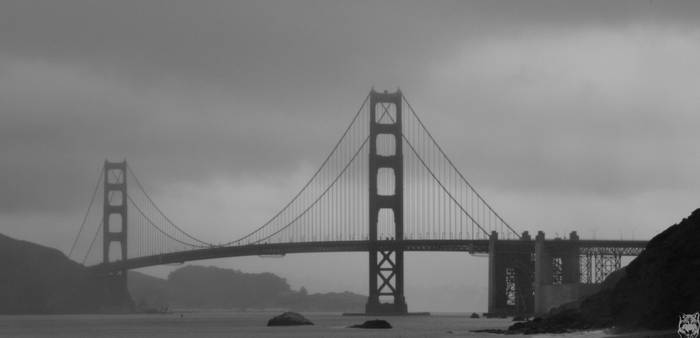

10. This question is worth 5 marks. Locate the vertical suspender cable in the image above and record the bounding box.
[68,164,104,258]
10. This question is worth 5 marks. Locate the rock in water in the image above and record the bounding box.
[267,312,313,326]
[349,319,392,329]
[470,312,480,319]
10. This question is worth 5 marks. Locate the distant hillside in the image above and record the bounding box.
[0,233,129,314]
[130,265,366,312]
[0,233,362,314]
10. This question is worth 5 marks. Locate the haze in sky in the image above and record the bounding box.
[2,0,700,312]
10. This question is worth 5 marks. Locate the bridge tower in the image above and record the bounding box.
[366,89,408,314]
[102,160,129,301]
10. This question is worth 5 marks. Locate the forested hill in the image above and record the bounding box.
[129,265,366,312]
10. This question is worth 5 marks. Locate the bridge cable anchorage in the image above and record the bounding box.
[126,164,212,247]
[402,95,520,239]
[238,136,370,246]
[68,163,104,259]
[126,194,208,248]
[221,94,371,247]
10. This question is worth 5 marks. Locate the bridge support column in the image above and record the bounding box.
[562,232,580,283]
[102,160,131,310]
[366,89,407,315]
[534,231,582,314]
[534,231,552,314]
[487,232,502,314]
[488,231,534,316]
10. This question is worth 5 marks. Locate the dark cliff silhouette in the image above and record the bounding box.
[0,233,131,314]
[129,265,366,312]
[502,208,700,334]
[610,208,700,329]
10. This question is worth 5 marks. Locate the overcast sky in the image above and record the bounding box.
[2,0,700,312]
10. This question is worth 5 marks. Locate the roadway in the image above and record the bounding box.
[89,238,647,273]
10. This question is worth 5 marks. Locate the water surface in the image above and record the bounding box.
[0,311,612,337]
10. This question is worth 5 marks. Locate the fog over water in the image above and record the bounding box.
[2,0,700,312]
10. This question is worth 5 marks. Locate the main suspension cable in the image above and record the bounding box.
[126,164,211,246]
[81,169,123,264]
[82,221,102,265]
[402,134,490,237]
[68,163,104,258]
[126,194,208,248]
[222,94,370,246]
[402,95,519,238]
[246,136,370,245]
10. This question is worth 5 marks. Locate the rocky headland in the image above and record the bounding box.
[0,233,130,313]
[502,209,700,334]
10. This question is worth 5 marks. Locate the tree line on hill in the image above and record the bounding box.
[129,265,366,312]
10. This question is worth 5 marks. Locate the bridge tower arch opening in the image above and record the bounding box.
[367,89,408,314]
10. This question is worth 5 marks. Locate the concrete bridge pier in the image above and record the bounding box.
[488,231,534,316]
[97,273,133,312]
[534,231,593,314]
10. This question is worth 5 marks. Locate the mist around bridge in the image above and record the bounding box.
[2,0,700,318]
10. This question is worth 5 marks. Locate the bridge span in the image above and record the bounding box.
[89,235,647,315]
[71,89,647,315]
[90,238,646,273]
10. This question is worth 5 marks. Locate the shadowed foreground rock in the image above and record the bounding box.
[349,319,392,329]
[267,312,313,326]
[610,208,700,329]
[491,209,700,334]
[499,269,625,334]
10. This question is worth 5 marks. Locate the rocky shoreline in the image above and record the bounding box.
[480,209,700,335]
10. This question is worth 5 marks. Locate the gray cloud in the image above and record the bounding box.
[2,0,700,311]
[2,0,699,212]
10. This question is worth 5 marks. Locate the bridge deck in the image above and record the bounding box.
[90,239,648,273]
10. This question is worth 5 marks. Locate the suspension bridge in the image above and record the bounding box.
[69,89,647,315]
